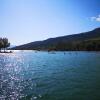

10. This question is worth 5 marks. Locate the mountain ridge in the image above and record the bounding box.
[11,28,100,51]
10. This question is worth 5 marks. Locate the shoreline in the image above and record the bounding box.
[0,51,13,53]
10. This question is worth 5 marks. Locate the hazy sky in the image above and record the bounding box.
[0,0,100,45]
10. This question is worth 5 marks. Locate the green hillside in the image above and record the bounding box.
[11,28,100,51]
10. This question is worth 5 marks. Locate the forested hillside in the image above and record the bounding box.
[11,28,100,51]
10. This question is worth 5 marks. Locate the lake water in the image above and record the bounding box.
[0,51,100,100]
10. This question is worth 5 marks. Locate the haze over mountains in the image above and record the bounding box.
[11,28,100,51]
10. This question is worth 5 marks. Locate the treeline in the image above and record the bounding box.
[0,38,10,52]
[47,39,100,51]
[11,38,100,51]
[11,28,100,51]
[13,39,100,51]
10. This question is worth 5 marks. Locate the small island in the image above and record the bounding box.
[0,38,11,53]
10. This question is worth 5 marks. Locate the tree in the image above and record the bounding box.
[0,38,10,52]
[2,38,10,52]
[0,38,4,52]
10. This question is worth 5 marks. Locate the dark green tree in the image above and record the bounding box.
[0,38,4,52]
[0,38,10,52]
[2,38,10,52]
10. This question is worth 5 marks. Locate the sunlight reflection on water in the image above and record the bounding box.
[0,51,100,100]
[0,52,25,99]
[0,51,42,100]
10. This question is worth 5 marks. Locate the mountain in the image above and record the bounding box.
[11,28,100,51]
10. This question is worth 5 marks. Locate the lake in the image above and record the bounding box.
[0,51,100,100]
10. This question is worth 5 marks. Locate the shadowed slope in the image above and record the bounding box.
[11,28,100,51]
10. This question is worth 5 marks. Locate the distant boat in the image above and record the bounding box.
[35,50,38,53]
[48,51,56,54]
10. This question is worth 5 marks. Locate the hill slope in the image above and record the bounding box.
[11,28,100,51]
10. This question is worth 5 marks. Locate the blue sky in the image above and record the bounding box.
[0,0,100,45]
